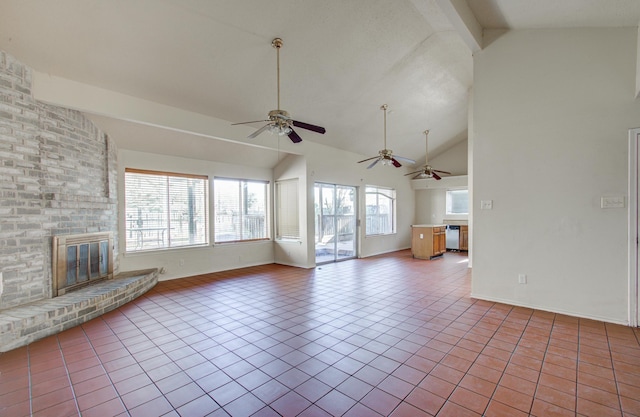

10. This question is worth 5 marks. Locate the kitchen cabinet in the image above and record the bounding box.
[411,225,446,259]
[460,226,468,251]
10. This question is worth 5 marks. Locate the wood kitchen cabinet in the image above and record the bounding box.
[412,225,446,259]
[460,225,468,251]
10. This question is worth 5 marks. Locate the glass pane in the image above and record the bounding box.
[169,177,208,247]
[336,186,356,260]
[243,181,267,240]
[214,178,267,243]
[447,189,469,214]
[78,244,89,282]
[99,240,109,275]
[366,186,395,235]
[66,245,77,286]
[125,170,209,252]
[214,179,241,242]
[315,184,357,264]
[125,173,169,251]
[90,242,100,279]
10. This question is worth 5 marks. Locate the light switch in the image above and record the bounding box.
[601,196,625,209]
[419,233,424,239]
[480,200,493,210]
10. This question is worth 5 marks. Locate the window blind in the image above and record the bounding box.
[124,169,208,252]
[276,179,299,239]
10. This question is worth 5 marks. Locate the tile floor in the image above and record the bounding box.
[1,250,640,417]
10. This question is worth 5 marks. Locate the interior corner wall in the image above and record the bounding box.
[472,28,640,324]
[274,154,310,268]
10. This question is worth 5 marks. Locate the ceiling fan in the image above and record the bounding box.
[405,130,451,180]
[232,38,326,143]
[358,104,416,169]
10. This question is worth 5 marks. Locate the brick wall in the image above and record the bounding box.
[0,50,118,309]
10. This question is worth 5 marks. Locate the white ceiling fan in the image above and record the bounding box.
[405,130,451,180]
[358,104,416,169]
[232,38,326,143]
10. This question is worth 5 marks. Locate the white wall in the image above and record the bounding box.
[119,143,415,276]
[473,28,640,324]
[430,138,468,176]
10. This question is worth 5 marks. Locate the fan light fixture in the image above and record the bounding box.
[231,38,326,143]
[404,130,451,180]
[357,104,416,169]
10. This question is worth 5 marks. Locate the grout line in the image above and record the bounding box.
[55,335,82,416]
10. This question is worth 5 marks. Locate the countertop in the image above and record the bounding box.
[411,224,446,228]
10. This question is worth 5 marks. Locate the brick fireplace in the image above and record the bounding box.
[0,50,158,351]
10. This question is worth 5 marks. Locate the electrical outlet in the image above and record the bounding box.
[518,273,527,284]
[419,233,424,239]
[481,200,493,210]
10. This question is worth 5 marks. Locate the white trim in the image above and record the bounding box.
[471,293,629,326]
[629,128,640,327]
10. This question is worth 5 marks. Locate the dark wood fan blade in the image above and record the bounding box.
[367,158,380,169]
[232,119,269,125]
[404,170,423,176]
[288,129,303,143]
[391,158,402,168]
[358,156,380,163]
[432,169,451,175]
[292,120,326,134]
[432,172,441,180]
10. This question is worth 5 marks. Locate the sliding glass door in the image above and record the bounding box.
[315,183,357,264]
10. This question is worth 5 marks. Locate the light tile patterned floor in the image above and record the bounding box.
[1,250,640,416]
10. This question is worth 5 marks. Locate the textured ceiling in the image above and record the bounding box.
[1,0,639,165]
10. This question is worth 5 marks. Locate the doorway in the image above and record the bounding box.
[315,183,357,264]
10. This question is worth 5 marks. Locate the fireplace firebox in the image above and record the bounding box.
[52,232,114,296]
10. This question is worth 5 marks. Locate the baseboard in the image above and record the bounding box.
[471,292,630,326]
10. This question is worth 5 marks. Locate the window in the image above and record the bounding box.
[124,169,208,252]
[365,186,396,235]
[275,179,299,240]
[446,189,469,215]
[214,178,269,243]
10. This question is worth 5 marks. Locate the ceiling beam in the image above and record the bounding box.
[31,71,302,154]
[436,0,483,53]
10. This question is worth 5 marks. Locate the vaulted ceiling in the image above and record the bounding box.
[2,0,639,166]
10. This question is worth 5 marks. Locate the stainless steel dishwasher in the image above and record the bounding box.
[446,225,460,250]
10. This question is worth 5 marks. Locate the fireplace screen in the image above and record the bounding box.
[53,232,113,296]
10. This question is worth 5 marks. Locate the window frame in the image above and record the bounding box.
[213,177,270,244]
[365,185,397,236]
[446,188,469,215]
[124,168,209,253]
